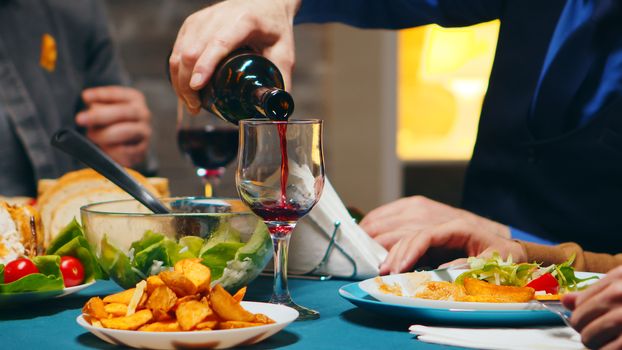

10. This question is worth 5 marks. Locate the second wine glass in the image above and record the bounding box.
[176,100,238,196]
[236,119,324,320]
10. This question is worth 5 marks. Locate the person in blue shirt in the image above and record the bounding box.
[168,2,622,347]
[170,0,622,255]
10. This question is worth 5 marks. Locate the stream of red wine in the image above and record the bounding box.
[278,123,288,204]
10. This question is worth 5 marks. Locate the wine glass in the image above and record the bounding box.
[176,99,239,196]
[236,119,325,320]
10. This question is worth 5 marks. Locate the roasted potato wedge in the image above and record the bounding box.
[83,297,108,320]
[210,284,255,322]
[100,309,153,330]
[253,313,275,324]
[232,286,247,303]
[159,270,198,297]
[102,288,135,305]
[104,303,129,317]
[138,321,181,332]
[174,258,211,293]
[176,300,213,331]
[172,294,201,312]
[147,285,177,321]
[146,275,165,295]
[195,314,220,330]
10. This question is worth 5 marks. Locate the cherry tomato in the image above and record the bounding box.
[526,272,559,294]
[59,256,85,287]
[4,258,40,283]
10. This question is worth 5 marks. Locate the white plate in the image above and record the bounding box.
[360,270,602,311]
[0,280,95,305]
[77,301,298,350]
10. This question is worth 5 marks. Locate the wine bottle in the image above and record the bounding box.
[197,49,294,124]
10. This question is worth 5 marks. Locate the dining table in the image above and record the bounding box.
[1,275,471,350]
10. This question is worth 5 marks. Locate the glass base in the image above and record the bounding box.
[269,298,320,321]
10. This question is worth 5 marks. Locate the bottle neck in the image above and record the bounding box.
[252,86,294,121]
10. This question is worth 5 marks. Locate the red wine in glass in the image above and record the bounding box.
[177,126,238,177]
[250,201,312,237]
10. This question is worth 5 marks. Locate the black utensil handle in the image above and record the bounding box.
[51,128,170,214]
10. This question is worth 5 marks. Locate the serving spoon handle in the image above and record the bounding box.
[51,128,170,214]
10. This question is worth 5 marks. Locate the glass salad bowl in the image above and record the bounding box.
[80,197,272,292]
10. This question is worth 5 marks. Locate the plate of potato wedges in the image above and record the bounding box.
[77,259,298,349]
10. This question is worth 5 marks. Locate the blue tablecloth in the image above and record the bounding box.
[0,277,467,350]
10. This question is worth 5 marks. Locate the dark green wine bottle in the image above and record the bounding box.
[199,49,294,124]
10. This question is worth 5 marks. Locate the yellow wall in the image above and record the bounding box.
[397,21,500,161]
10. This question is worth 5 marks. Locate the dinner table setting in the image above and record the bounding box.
[0,119,597,350]
[0,51,599,350]
[1,260,588,350]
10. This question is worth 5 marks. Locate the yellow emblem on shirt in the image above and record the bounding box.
[40,33,57,72]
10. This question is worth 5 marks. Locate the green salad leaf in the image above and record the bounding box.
[100,235,142,288]
[550,255,599,292]
[455,253,539,286]
[215,220,273,292]
[456,253,600,292]
[46,219,84,254]
[46,218,106,282]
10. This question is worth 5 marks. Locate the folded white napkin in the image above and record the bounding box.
[287,178,388,279]
[409,325,586,350]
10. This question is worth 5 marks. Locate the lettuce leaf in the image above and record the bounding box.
[46,219,106,281]
[550,255,599,292]
[455,253,539,286]
[100,235,141,288]
[46,219,83,255]
[455,253,600,292]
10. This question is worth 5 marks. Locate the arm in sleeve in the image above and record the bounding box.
[295,0,505,29]
[509,226,557,245]
[83,0,128,87]
[520,241,622,274]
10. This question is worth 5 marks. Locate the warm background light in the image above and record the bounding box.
[398,21,500,161]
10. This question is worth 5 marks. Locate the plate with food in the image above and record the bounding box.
[1,201,102,306]
[340,254,602,325]
[78,258,298,349]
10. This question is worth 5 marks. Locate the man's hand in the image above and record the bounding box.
[361,196,511,250]
[76,86,152,168]
[169,0,300,114]
[376,217,525,275]
[562,266,622,350]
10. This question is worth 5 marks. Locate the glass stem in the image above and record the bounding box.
[200,168,224,197]
[204,182,213,197]
[268,223,294,305]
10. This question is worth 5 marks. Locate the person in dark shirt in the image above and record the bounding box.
[168,0,622,255]
[168,2,622,347]
[0,0,153,197]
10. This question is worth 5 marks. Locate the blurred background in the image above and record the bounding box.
[104,0,499,213]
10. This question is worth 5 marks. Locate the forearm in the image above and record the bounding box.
[520,241,622,273]
[295,0,505,29]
